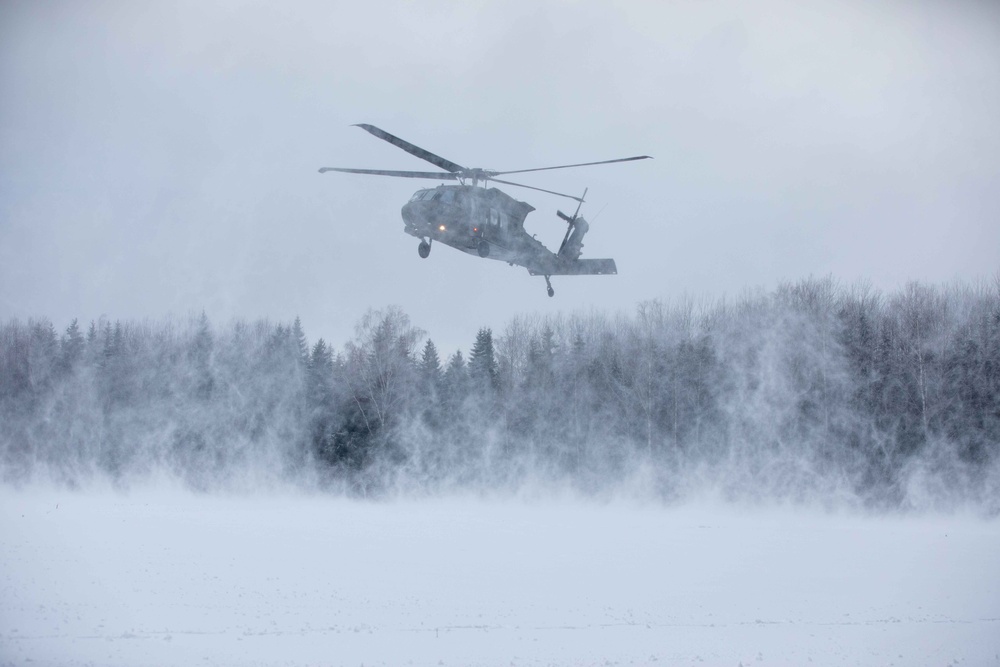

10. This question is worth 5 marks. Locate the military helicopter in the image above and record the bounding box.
[319,124,651,296]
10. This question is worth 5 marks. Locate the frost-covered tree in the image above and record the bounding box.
[468,328,498,394]
[1,278,998,507]
[189,313,215,401]
[419,339,442,386]
[292,316,309,367]
[335,307,423,484]
[59,319,85,375]
[416,339,443,429]
[441,350,467,413]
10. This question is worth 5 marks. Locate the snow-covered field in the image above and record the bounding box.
[1,488,998,667]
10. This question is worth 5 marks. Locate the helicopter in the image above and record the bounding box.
[319,124,651,297]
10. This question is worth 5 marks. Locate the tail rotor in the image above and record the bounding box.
[556,188,589,260]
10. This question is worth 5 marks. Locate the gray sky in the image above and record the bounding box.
[2,0,998,355]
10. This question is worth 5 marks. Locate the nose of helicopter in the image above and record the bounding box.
[402,198,454,232]
[401,200,424,229]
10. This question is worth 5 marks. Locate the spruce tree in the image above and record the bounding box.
[308,338,334,400]
[420,339,442,379]
[190,313,214,400]
[442,350,468,411]
[292,316,309,367]
[59,318,85,375]
[307,338,338,463]
[468,328,498,392]
[418,339,443,429]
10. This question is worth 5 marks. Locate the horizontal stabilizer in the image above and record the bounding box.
[528,258,617,276]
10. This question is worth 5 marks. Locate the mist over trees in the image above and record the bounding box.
[2,277,998,511]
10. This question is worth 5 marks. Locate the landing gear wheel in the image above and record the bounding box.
[418,240,431,259]
[477,241,490,258]
[545,276,555,298]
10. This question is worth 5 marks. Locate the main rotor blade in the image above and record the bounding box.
[319,167,459,180]
[490,178,585,202]
[353,124,466,174]
[494,155,652,176]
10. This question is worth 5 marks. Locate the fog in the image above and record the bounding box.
[3,3,1000,664]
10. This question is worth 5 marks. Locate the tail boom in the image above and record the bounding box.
[527,258,617,276]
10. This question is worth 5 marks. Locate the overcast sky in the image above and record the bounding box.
[2,0,998,354]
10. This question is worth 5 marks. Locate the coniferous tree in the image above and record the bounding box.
[468,328,498,393]
[417,339,443,429]
[190,313,215,401]
[28,320,59,398]
[308,340,334,400]
[564,331,589,440]
[292,316,309,367]
[441,350,468,413]
[0,321,31,405]
[420,339,442,385]
[307,338,337,462]
[98,321,123,408]
[59,319,85,375]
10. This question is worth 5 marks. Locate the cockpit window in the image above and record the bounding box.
[410,190,438,202]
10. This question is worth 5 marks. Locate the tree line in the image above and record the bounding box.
[1,277,998,509]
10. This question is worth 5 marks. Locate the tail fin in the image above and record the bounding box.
[557,216,589,260]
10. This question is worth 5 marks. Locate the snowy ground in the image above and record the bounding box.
[1,488,998,667]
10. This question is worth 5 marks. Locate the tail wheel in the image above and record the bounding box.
[477,241,490,258]
[418,241,431,258]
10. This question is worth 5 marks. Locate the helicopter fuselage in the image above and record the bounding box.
[401,184,548,265]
